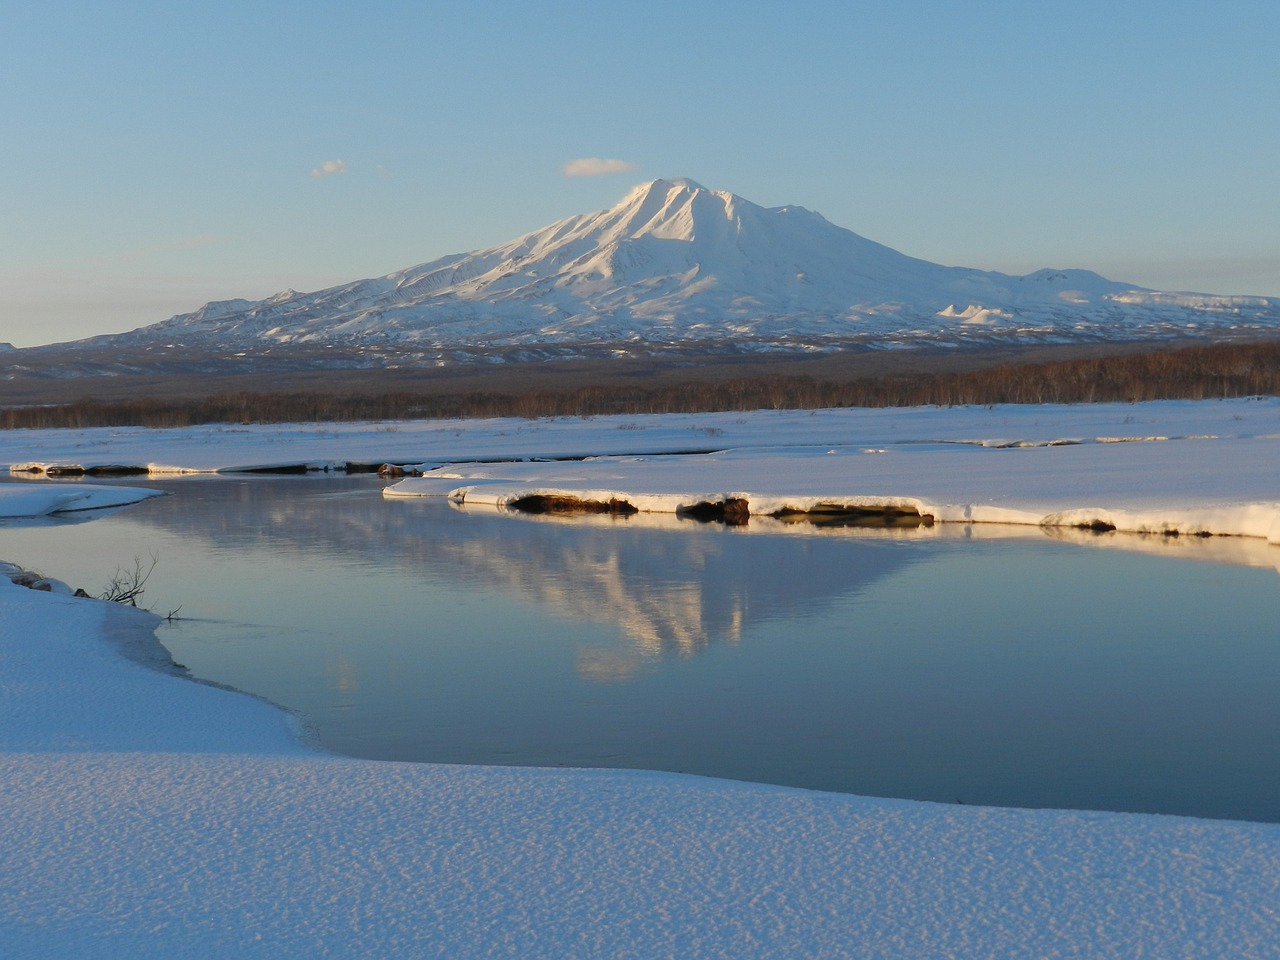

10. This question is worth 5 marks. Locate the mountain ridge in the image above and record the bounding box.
[52,179,1280,360]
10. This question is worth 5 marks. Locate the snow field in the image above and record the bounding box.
[2,567,1278,957]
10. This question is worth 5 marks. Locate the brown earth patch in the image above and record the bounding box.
[507,495,640,516]
[770,504,935,528]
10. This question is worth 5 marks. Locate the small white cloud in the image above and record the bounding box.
[562,157,638,178]
[310,160,348,179]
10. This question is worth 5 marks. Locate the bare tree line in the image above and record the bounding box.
[3,339,1278,430]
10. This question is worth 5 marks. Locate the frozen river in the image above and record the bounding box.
[4,474,1279,822]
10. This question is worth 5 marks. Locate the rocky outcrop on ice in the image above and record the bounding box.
[67,179,1280,358]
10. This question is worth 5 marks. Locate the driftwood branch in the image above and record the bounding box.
[99,554,157,607]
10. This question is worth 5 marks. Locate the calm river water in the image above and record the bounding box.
[4,475,1279,822]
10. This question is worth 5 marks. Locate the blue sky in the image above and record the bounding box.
[2,0,1276,347]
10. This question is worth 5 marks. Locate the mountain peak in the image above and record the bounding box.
[625,177,709,195]
[616,177,717,211]
[596,178,757,247]
[653,177,708,192]
[92,180,1280,359]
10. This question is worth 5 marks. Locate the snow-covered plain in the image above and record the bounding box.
[3,400,1280,957]
[8,397,1280,544]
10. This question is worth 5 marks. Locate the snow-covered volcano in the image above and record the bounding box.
[100,178,1280,357]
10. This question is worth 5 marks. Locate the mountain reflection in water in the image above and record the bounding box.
[106,476,932,674]
[3,475,1279,822]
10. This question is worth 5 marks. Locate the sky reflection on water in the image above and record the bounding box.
[3,474,1278,822]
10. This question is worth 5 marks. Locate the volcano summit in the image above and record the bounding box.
[30,179,1280,367]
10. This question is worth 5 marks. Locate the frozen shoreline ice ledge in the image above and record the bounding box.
[383,406,1280,545]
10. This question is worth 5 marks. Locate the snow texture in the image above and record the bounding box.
[385,428,1280,543]
[2,403,1280,957]
[79,179,1280,356]
[0,483,159,518]
[7,397,1280,542]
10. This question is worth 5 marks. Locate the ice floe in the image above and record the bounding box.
[0,483,161,518]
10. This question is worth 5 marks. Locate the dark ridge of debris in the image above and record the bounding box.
[12,464,150,477]
[1074,519,1118,533]
[677,498,751,525]
[507,495,639,516]
[769,503,934,528]
[505,495,939,529]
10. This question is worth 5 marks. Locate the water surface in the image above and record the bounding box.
[3,475,1278,822]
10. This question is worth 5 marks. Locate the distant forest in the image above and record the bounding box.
[3,338,1279,430]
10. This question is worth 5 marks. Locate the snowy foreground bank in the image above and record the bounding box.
[3,401,1280,956]
[4,558,1280,958]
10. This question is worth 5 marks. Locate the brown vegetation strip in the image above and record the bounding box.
[2,338,1279,429]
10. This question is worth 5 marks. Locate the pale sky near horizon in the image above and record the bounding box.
[2,0,1276,348]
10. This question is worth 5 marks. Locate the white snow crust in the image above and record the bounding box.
[3,402,1280,956]
[0,483,160,518]
[8,397,1277,544]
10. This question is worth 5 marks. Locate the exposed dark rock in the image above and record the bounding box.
[677,498,751,525]
[11,464,150,477]
[507,495,639,516]
[1074,519,1118,533]
[769,503,934,528]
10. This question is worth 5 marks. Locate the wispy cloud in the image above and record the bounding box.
[562,157,638,178]
[311,159,348,179]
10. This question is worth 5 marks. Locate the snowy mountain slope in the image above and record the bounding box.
[86,179,1280,357]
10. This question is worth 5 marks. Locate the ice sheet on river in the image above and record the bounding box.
[386,438,1280,540]
[6,398,1280,542]
[383,401,1280,543]
[4,396,1278,473]
[0,483,161,518]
